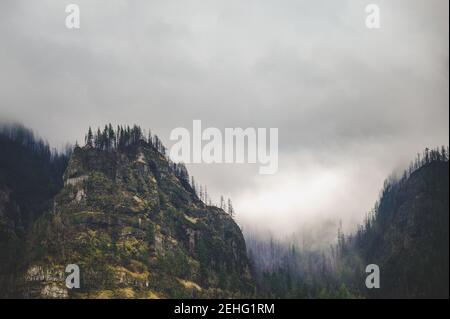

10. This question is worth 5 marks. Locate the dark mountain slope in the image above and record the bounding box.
[343,154,449,298]
[0,124,69,297]
[0,124,68,229]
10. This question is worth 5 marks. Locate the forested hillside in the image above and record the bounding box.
[247,147,449,299]
[339,148,449,298]
[0,124,70,296]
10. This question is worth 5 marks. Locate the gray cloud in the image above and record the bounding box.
[1,0,448,237]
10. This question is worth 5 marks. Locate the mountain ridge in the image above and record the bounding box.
[1,124,254,298]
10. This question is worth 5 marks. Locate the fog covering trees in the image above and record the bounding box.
[246,147,449,298]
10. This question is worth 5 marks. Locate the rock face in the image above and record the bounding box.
[21,142,253,298]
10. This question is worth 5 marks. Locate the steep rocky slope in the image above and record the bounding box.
[19,141,253,298]
[344,159,449,298]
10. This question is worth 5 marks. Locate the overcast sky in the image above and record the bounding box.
[1,0,448,239]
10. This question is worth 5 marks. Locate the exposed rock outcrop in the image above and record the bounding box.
[20,141,253,298]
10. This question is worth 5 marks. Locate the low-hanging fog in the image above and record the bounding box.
[0,0,448,243]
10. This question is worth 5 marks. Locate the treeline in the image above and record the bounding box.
[186,170,235,219]
[352,146,449,250]
[83,124,167,154]
[246,231,354,298]
[1,123,70,163]
[83,124,236,219]
[190,177,235,217]
[0,123,71,228]
[386,146,448,196]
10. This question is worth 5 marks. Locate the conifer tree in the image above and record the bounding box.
[191,176,197,195]
[228,198,234,218]
[220,196,225,210]
[86,127,93,147]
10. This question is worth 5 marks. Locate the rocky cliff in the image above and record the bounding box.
[18,140,253,298]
